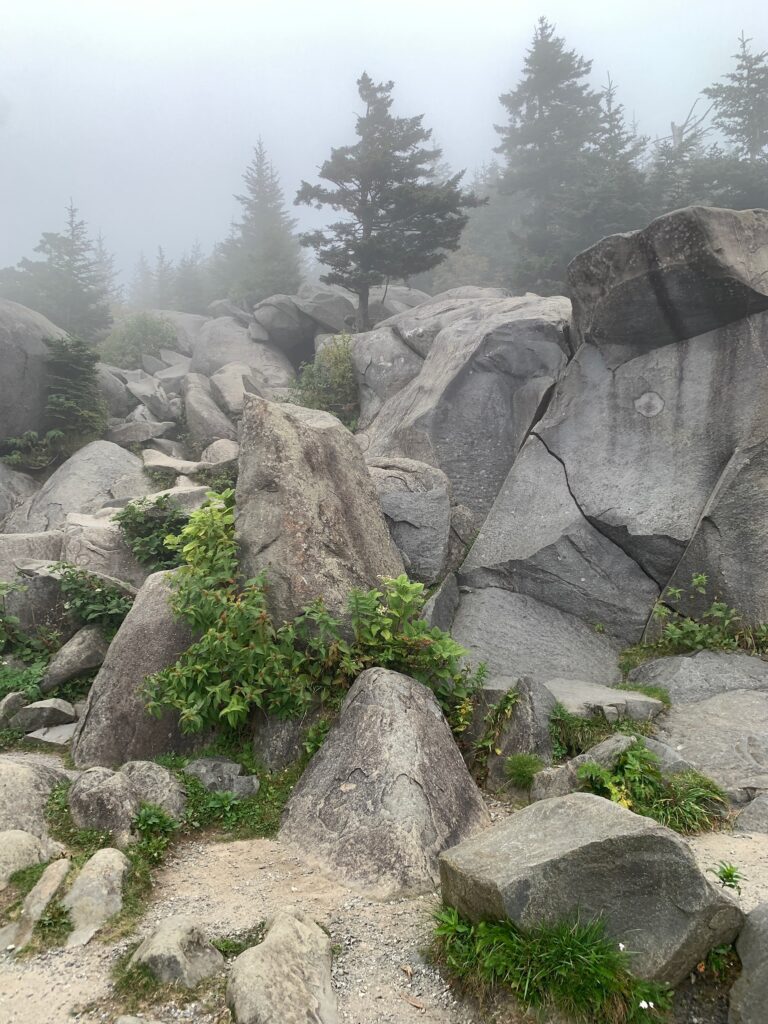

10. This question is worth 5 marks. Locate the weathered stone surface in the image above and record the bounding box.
[295,285,356,334]
[210,361,262,416]
[734,795,768,834]
[446,503,478,575]
[184,758,260,798]
[0,759,68,839]
[120,761,187,821]
[0,532,63,582]
[0,299,65,439]
[154,363,191,395]
[361,294,570,518]
[654,690,768,802]
[2,563,80,643]
[126,377,174,422]
[0,692,27,727]
[208,298,250,325]
[227,910,338,1024]
[236,397,403,624]
[68,767,139,840]
[0,465,37,530]
[421,572,460,632]
[367,457,452,585]
[281,668,490,898]
[152,310,209,356]
[190,316,268,375]
[72,571,198,767]
[440,792,743,984]
[0,830,51,890]
[642,737,696,776]
[368,284,430,322]
[98,364,137,418]
[182,373,237,446]
[130,915,224,986]
[451,588,621,684]
[9,699,76,733]
[63,847,130,946]
[529,734,636,802]
[351,326,424,429]
[25,723,78,748]
[251,295,315,363]
[251,706,325,772]
[729,902,768,1024]
[106,420,174,446]
[543,678,664,722]
[460,435,659,645]
[628,651,768,705]
[61,513,148,588]
[569,206,768,367]
[201,438,239,464]
[142,449,204,477]
[5,441,151,533]
[0,857,70,951]
[385,291,515,358]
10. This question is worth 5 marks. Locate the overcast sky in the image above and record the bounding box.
[1,0,765,281]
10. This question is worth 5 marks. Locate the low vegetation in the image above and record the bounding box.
[504,752,545,789]
[113,494,190,571]
[432,906,671,1023]
[54,563,134,636]
[548,703,652,761]
[288,333,359,429]
[99,312,177,369]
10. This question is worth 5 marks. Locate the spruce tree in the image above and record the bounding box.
[296,73,480,329]
[93,232,122,305]
[153,246,176,309]
[174,242,211,314]
[704,33,768,161]
[129,252,155,310]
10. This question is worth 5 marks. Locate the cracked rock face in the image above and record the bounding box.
[280,668,490,899]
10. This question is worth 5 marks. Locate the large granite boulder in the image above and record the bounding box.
[190,317,266,375]
[0,760,69,839]
[5,441,151,533]
[440,792,743,984]
[251,294,316,364]
[61,512,149,588]
[281,668,490,899]
[235,397,403,624]
[182,373,237,446]
[0,531,63,583]
[71,571,198,767]
[0,299,65,439]
[569,206,768,367]
[628,651,768,705]
[351,326,424,429]
[295,285,356,334]
[361,295,571,518]
[0,464,37,530]
[40,625,109,694]
[209,362,262,416]
[129,916,224,987]
[152,311,208,356]
[729,902,768,1024]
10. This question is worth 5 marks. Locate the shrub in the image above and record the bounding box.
[432,906,671,1023]
[144,490,483,735]
[0,660,45,701]
[113,495,190,571]
[99,312,177,369]
[504,752,544,789]
[577,739,726,834]
[549,703,651,761]
[288,333,359,429]
[54,564,134,636]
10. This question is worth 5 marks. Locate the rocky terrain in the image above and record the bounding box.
[1,205,767,1024]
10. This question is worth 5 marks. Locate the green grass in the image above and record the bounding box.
[504,753,545,789]
[432,906,671,1023]
[616,683,671,707]
[212,923,266,958]
[549,703,653,762]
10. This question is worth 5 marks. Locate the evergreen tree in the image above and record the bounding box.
[704,33,768,161]
[153,246,176,309]
[0,202,112,340]
[129,252,155,310]
[214,139,302,308]
[495,17,603,293]
[174,241,211,314]
[646,102,712,214]
[93,231,122,306]
[296,73,480,329]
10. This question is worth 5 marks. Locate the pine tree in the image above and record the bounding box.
[174,241,211,314]
[296,73,480,329]
[93,232,122,306]
[129,252,155,310]
[0,202,112,340]
[495,18,603,293]
[213,139,302,308]
[704,33,768,161]
[153,246,176,309]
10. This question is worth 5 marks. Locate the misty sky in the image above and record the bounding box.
[1,0,765,283]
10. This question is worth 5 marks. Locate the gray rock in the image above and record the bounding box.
[362,294,571,519]
[386,291,516,358]
[440,792,743,984]
[71,571,198,767]
[368,284,431,322]
[63,847,130,946]
[106,420,174,446]
[451,588,621,684]
[281,668,490,899]
[0,465,37,530]
[62,513,149,588]
[368,458,452,584]
[734,795,768,834]
[227,910,338,1024]
[569,206,768,367]
[543,678,664,723]
[159,348,191,369]
[529,734,636,801]
[192,317,270,375]
[251,295,315,362]
[642,737,696,776]
[120,761,187,821]
[0,761,68,838]
[141,353,166,375]
[210,361,262,416]
[295,285,356,333]
[351,326,424,429]
[208,298,250,324]
[3,563,79,641]
[5,441,151,533]
[9,699,76,733]
[97,364,137,418]
[183,373,237,446]
[235,397,403,625]
[628,651,768,705]
[0,692,27,727]
[68,767,139,841]
[0,857,70,951]
[142,449,204,477]
[40,626,110,695]
[152,310,209,356]
[129,915,224,986]
[250,706,325,772]
[0,299,65,439]
[201,438,239,464]
[25,723,78,748]
[184,758,260,798]
[655,690,768,801]
[0,531,63,582]
[154,363,191,396]
[421,573,460,632]
[729,902,768,1024]
[126,378,174,422]
[459,435,660,645]
[446,503,478,575]
[0,830,52,890]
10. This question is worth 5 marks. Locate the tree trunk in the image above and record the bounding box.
[356,285,370,332]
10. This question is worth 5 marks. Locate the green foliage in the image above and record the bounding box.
[703,33,768,161]
[548,703,651,761]
[577,740,726,834]
[1,429,66,470]
[0,660,45,701]
[99,312,177,369]
[302,718,331,758]
[473,689,519,779]
[54,563,134,635]
[702,943,740,983]
[145,491,483,735]
[35,899,73,945]
[0,581,58,663]
[113,494,190,571]
[180,763,302,839]
[616,683,671,707]
[289,334,360,429]
[144,466,178,490]
[432,905,671,1023]
[708,861,744,894]
[212,924,266,958]
[504,752,544,789]
[132,803,178,864]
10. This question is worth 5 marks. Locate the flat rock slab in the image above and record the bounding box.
[729,902,768,1024]
[655,690,768,802]
[0,857,70,951]
[440,792,743,984]
[9,698,76,733]
[629,651,768,705]
[735,795,768,835]
[63,847,130,946]
[543,678,664,722]
[25,723,78,748]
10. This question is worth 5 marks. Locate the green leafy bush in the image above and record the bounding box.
[288,333,359,429]
[0,660,45,701]
[1,429,66,470]
[549,703,652,762]
[144,490,482,734]
[433,905,671,1023]
[577,739,726,834]
[504,752,544,789]
[54,564,134,636]
[99,312,177,369]
[113,495,190,571]
[132,803,178,864]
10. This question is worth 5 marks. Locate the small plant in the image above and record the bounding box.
[1,429,65,470]
[504,752,544,789]
[616,683,671,707]
[113,494,190,571]
[432,905,671,1023]
[132,803,178,864]
[302,718,331,758]
[99,312,177,369]
[288,333,359,429]
[473,689,520,779]
[577,739,726,834]
[0,660,45,701]
[34,899,73,945]
[54,564,134,636]
[213,924,266,958]
[708,861,744,894]
[700,943,740,982]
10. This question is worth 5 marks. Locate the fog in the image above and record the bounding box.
[1,0,765,277]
